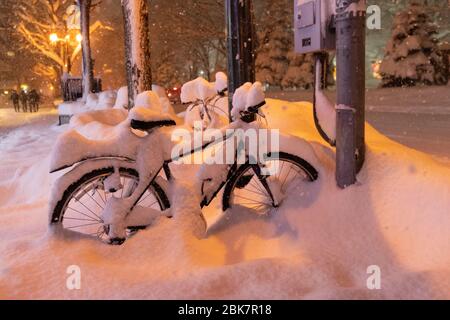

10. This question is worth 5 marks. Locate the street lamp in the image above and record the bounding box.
[49,33,59,44]
[49,32,82,75]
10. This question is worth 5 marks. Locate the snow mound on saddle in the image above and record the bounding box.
[135,91,164,111]
[135,90,176,117]
[181,77,216,103]
[49,124,139,172]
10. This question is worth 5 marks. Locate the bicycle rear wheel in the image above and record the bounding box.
[51,167,170,242]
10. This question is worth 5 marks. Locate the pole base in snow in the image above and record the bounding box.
[335,0,366,188]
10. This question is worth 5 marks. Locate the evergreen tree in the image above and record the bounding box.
[282,52,314,89]
[255,0,292,88]
[380,2,446,87]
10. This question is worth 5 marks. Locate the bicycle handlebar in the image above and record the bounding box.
[239,100,266,122]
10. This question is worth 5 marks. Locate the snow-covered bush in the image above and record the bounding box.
[255,0,292,88]
[380,2,446,87]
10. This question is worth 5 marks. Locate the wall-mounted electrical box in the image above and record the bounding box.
[294,0,336,54]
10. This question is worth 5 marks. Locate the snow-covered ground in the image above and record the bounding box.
[0,99,449,299]
[0,107,58,135]
[267,86,450,160]
[267,85,450,115]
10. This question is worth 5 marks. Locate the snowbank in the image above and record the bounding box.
[0,99,449,299]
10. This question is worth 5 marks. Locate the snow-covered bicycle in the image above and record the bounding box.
[49,82,319,245]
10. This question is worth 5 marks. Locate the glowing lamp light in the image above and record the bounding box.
[76,34,82,42]
[20,84,29,92]
[371,60,382,80]
[49,33,58,43]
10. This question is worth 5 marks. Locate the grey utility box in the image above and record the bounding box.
[294,0,336,54]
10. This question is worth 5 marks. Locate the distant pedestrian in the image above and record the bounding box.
[10,90,20,112]
[19,90,28,112]
[28,90,40,112]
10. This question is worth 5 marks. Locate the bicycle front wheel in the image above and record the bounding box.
[222,152,318,215]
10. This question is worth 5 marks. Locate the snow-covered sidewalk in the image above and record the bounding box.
[0,100,449,299]
[0,107,58,134]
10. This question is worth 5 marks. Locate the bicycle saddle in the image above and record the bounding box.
[131,119,176,131]
[129,106,177,131]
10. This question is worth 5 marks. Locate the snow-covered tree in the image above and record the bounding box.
[3,0,111,95]
[255,0,293,88]
[122,0,152,108]
[78,0,94,101]
[380,2,446,87]
[149,0,226,83]
[14,0,110,75]
[153,49,181,88]
[282,53,314,89]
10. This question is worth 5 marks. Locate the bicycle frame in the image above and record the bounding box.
[130,112,276,213]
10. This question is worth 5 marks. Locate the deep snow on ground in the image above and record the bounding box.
[0,100,449,299]
[268,86,450,159]
[266,85,450,114]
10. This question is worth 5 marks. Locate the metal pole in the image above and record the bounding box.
[66,41,71,74]
[225,0,256,120]
[335,0,366,188]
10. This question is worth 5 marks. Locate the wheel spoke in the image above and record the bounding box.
[74,197,102,221]
[234,194,271,206]
[229,157,313,215]
[240,185,269,198]
[281,165,293,191]
[66,221,103,229]
[64,216,99,222]
[94,187,106,205]
[59,170,165,241]
[83,184,104,210]
[249,176,269,197]
[67,206,101,222]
